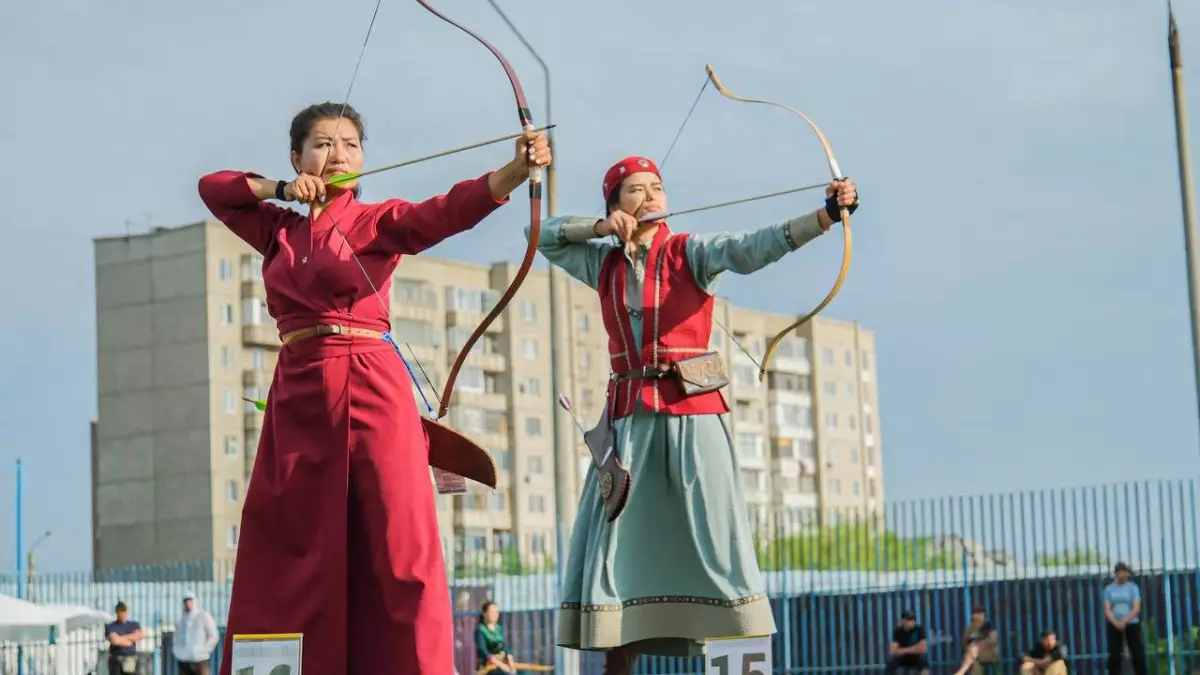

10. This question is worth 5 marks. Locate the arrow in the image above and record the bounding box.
[326,123,557,187]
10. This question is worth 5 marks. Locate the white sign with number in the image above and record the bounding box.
[704,635,772,675]
[231,633,303,675]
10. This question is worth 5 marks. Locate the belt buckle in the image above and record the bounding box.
[322,324,345,336]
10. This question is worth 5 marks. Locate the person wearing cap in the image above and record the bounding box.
[953,605,997,675]
[174,592,219,675]
[527,156,858,675]
[104,601,144,674]
[1103,562,1147,675]
[886,610,929,674]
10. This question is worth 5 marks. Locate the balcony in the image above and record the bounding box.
[393,303,438,325]
[447,349,506,373]
[445,309,504,334]
[244,412,262,432]
[772,356,811,376]
[242,370,271,388]
[768,389,812,407]
[242,325,279,348]
[782,491,819,509]
[240,280,266,301]
[451,391,508,411]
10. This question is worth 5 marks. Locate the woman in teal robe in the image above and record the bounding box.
[526,155,859,674]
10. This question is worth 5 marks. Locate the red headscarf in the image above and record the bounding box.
[602,156,661,199]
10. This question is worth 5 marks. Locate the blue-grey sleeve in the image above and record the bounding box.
[685,210,827,294]
[1132,584,1142,602]
[525,215,615,290]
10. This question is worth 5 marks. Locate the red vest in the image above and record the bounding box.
[597,224,730,419]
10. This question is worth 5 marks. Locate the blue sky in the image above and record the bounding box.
[1,0,1198,571]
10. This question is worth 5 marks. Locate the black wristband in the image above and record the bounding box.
[275,180,288,201]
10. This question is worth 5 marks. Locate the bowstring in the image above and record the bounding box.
[312,0,443,414]
[644,75,766,371]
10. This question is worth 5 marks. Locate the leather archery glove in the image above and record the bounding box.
[824,177,859,223]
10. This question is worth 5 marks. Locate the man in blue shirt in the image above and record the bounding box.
[104,601,144,675]
[1103,562,1147,675]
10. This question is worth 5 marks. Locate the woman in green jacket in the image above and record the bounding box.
[475,601,517,673]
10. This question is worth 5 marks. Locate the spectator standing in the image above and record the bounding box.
[1104,561,1148,675]
[104,601,144,675]
[174,592,220,675]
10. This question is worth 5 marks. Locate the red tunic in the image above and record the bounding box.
[597,224,730,419]
[197,170,506,675]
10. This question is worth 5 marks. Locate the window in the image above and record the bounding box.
[577,313,590,331]
[224,436,238,457]
[393,278,437,308]
[773,404,811,428]
[249,348,266,371]
[522,300,537,323]
[519,378,541,396]
[790,439,815,459]
[243,387,266,412]
[525,416,542,436]
[528,494,546,513]
[488,491,507,512]
[226,525,239,549]
[531,532,547,554]
[221,346,235,371]
[844,349,853,367]
[852,480,861,496]
[740,469,766,493]
[226,479,239,502]
[527,456,544,474]
[522,339,538,360]
[821,347,834,365]
[865,414,874,433]
[867,447,876,466]
[453,366,486,394]
[581,389,595,406]
[848,414,857,430]
[220,303,235,325]
[241,298,265,326]
[844,382,856,396]
[849,446,859,463]
[395,319,440,348]
[829,478,842,495]
[824,412,838,429]
[736,434,763,460]
[823,381,837,396]
[223,390,237,414]
[579,351,591,370]
[219,258,233,281]
[241,254,264,282]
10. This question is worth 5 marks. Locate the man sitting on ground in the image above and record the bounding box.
[886,610,929,675]
[1020,631,1069,675]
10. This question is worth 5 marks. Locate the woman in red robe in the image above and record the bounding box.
[197,101,551,675]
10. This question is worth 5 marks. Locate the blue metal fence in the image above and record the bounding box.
[3,478,1198,674]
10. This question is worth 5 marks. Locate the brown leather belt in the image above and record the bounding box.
[280,324,384,346]
[611,365,672,381]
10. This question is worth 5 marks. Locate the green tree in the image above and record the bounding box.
[755,522,959,571]
[1035,547,1109,567]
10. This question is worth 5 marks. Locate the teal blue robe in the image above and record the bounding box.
[526,211,826,657]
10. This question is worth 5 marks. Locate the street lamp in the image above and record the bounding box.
[484,4,579,674]
[26,530,51,602]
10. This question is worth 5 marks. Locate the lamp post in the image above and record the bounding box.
[485,3,579,673]
[1169,6,1200,452]
[26,530,51,602]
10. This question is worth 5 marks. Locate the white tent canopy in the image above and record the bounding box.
[0,594,64,642]
[0,594,113,642]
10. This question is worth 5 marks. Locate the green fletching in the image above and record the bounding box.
[242,397,267,412]
[327,172,359,187]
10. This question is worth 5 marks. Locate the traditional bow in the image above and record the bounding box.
[287,0,544,491]
[412,0,544,418]
[700,65,853,381]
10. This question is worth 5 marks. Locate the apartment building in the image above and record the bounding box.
[92,219,883,570]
